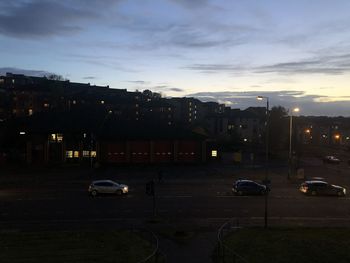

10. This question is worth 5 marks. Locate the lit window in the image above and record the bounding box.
[211,150,217,157]
[168,122,172,125]
[91,151,97,157]
[43,103,49,108]
[83,151,90,157]
[73,100,76,104]
[168,107,171,111]
[66,151,73,158]
[74,151,79,158]
[56,134,63,142]
[28,109,33,116]
[50,134,56,141]
[135,104,139,107]
[136,111,139,115]
[189,102,192,106]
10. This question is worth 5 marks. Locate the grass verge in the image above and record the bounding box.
[0,230,155,263]
[218,227,350,263]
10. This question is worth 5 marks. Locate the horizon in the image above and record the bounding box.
[1,1,350,116]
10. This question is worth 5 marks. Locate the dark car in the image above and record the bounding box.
[232,179,269,196]
[299,180,346,196]
[323,156,340,164]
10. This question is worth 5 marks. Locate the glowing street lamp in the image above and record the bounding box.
[288,107,300,179]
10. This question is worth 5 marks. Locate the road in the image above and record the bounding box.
[1,162,350,229]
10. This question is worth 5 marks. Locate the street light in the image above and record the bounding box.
[257,96,269,229]
[288,107,300,179]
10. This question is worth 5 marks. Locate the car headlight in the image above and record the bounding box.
[123,187,128,191]
[343,189,346,194]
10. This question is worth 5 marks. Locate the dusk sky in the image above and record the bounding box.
[1,0,350,116]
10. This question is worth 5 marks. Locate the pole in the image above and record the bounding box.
[153,180,157,217]
[264,98,269,229]
[288,113,293,179]
[90,132,93,169]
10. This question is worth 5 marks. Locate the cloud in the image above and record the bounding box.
[0,0,123,38]
[169,0,208,9]
[0,67,55,77]
[186,90,350,117]
[184,53,350,76]
[255,53,350,75]
[126,80,150,85]
[184,64,245,73]
[169,87,184,92]
[83,76,97,80]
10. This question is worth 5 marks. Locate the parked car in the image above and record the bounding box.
[232,179,269,196]
[323,155,340,164]
[88,180,128,196]
[299,180,346,196]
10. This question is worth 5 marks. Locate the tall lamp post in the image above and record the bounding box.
[257,96,269,229]
[288,107,300,179]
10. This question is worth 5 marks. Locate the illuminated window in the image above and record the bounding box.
[189,118,192,122]
[56,134,63,142]
[135,104,139,107]
[211,150,217,157]
[43,103,49,108]
[74,151,79,158]
[91,151,97,157]
[50,134,56,141]
[66,151,73,158]
[72,100,76,105]
[83,151,90,157]
[28,109,33,116]
[168,107,171,111]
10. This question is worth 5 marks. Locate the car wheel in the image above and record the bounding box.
[260,190,266,195]
[116,189,122,195]
[337,191,344,197]
[91,190,97,197]
[237,190,243,196]
[311,190,317,196]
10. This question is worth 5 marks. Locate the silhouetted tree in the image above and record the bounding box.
[268,106,288,153]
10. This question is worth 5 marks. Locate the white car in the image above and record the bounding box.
[88,180,128,196]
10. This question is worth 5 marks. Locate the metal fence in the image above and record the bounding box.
[136,229,166,263]
[216,219,249,263]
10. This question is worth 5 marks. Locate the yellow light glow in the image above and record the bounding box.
[293,108,300,112]
[211,150,217,157]
[305,129,311,133]
[334,134,340,140]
